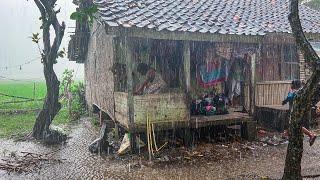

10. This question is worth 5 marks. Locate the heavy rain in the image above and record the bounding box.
[1,0,320,180]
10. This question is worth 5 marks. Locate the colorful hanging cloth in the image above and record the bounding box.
[197,59,228,88]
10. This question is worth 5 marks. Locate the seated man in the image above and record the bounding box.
[134,63,167,95]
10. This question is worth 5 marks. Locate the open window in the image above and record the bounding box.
[283,45,299,80]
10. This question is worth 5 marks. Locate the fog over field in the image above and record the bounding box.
[0,0,84,80]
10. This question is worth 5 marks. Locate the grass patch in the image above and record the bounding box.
[0,112,36,138]
[0,109,73,138]
[53,108,72,125]
[0,81,78,138]
[0,81,46,110]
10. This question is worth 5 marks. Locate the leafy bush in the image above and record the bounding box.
[60,69,86,120]
[70,82,87,120]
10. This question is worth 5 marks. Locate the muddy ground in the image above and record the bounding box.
[1,118,320,180]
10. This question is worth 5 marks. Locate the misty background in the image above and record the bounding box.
[0,0,84,81]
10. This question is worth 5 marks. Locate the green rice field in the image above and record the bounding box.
[0,81,46,110]
[0,81,72,138]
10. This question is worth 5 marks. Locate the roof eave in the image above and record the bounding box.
[105,25,264,44]
[104,24,320,44]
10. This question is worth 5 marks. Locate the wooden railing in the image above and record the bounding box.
[244,81,291,110]
[255,81,291,106]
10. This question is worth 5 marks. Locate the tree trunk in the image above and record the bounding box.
[283,0,320,179]
[31,0,66,142]
[32,62,61,139]
[282,109,304,180]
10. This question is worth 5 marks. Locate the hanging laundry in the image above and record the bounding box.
[197,59,228,88]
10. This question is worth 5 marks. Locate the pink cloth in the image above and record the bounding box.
[206,106,213,111]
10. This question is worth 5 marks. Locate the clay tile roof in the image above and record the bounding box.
[94,0,320,36]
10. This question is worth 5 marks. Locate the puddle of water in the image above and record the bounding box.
[0,118,319,180]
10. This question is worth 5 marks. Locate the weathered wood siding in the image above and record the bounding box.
[245,81,291,107]
[114,92,189,131]
[244,83,251,112]
[114,92,129,128]
[255,81,291,106]
[256,44,299,82]
[84,23,115,119]
[134,93,188,126]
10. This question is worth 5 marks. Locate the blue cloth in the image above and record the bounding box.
[282,90,296,107]
[197,60,228,88]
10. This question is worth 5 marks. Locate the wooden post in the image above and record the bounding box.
[183,41,192,147]
[183,41,191,121]
[33,82,36,100]
[280,44,286,80]
[183,41,191,93]
[124,37,136,152]
[241,120,257,141]
[250,53,256,116]
[114,123,120,141]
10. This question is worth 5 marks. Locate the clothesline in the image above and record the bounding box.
[0,57,41,70]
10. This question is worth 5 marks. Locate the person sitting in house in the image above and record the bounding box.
[134,63,167,95]
[282,79,317,146]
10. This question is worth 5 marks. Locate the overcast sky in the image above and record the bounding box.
[0,0,84,81]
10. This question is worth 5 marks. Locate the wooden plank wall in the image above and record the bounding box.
[243,83,250,112]
[114,92,129,128]
[257,44,282,81]
[256,44,300,82]
[84,23,115,119]
[133,93,189,126]
[114,92,188,130]
[255,81,291,106]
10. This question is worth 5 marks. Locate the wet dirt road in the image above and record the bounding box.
[1,118,320,180]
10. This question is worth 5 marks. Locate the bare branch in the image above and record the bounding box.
[33,0,51,58]
[49,21,66,61]
[51,0,58,6]
[288,0,320,70]
[35,0,65,62]
[39,0,51,10]
[288,0,320,102]
[34,0,46,18]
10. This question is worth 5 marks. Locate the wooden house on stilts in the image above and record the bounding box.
[69,0,320,151]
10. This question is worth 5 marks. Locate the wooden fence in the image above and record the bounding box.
[255,81,291,106]
[244,81,291,110]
